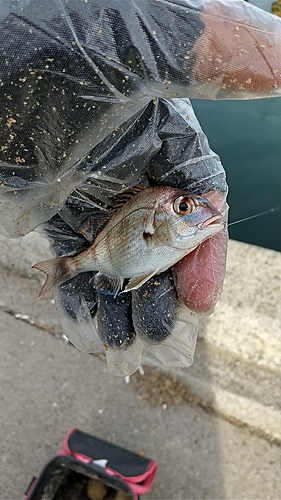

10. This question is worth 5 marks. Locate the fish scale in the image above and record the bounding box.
[79,208,153,276]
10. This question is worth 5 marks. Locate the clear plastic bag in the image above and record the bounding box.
[33,97,228,375]
[1,0,280,375]
[1,0,280,237]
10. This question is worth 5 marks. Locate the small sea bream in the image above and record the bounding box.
[33,186,224,298]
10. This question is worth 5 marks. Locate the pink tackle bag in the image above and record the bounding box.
[25,428,158,500]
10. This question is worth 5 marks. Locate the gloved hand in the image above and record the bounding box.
[0,0,280,375]
[40,97,228,374]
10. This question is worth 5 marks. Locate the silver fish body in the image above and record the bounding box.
[33,186,223,297]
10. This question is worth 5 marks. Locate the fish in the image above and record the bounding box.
[32,185,224,298]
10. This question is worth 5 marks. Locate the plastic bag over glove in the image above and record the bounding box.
[1,0,280,375]
[37,97,228,376]
[1,0,280,236]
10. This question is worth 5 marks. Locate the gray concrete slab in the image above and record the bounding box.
[0,232,280,442]
[0,232,281,499]
[1,311,280,500]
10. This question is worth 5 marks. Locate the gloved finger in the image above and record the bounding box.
[173,191,228,315]
[132,269,177,343]
[193,0,281,95]
[174,228,228,315]
[39,213,96,292]
[131,270,199,368]
[56,273,97,326]
[96,287,135,349]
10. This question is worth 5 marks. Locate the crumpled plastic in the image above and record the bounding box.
[37,97,227,375]
[0,0,280,375]
[1,0,280,237]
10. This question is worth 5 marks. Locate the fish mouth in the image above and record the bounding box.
[198,214,223,229]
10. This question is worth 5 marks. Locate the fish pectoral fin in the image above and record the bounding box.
[143,211,156,236]
[143,230,167,249]
[142,211,158,249]
[89,272,123,297]
[124,270,157,292]
[143,214,170,249]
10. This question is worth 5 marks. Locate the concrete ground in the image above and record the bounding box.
[0,233,280,500]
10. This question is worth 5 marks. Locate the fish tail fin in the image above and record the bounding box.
[32,256,77,298]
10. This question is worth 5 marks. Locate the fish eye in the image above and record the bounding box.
[173,196,196,216]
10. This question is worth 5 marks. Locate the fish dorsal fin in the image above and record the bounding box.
[110,185,148,213]
[78,214,111,243]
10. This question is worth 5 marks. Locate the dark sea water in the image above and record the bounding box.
[191,98,281,252]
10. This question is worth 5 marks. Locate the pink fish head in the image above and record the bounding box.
[152,189,224,251]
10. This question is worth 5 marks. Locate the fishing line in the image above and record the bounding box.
[228,206,279,227]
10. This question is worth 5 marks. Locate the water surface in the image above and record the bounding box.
[192,98,281,251]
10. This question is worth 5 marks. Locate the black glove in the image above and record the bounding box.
[40,97,227,374]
